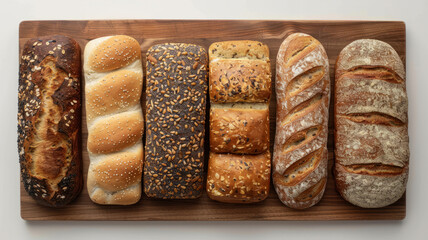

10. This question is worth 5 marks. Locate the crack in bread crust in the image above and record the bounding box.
[282,93,323,125]
[341,163,404,176]
[340,112,404,126]
[282,125,322,153]
[30,58,70,192]
[339,65,404,84]
[280,148,323,186]
[18,35,82,207]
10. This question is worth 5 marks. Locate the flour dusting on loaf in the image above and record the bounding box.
[273,33,330,209]
[334,39,409,208]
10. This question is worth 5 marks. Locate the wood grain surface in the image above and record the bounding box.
[19,20,406,221]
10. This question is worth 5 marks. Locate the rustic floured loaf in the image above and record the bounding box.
[18,35,82,207]
[334,39,409,208]
[207,40,272,203]
[273,33,330,209]
[84,35,144,205]
[144,43,208,199]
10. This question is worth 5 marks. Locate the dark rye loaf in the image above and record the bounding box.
[18,35,82,207]
[144,43,208,199]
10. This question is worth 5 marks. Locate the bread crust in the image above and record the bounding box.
[334,39,409,208]
[18,35,82,207]
[273,33,330,209]
[84,35,144,205]
[206,152,271,203]
[210,105,269,154]
[144,43,208,199]
[85,70,143,122]
[87,35,141,72]
[208,40,269,62]
[207,40,271,204]
[209,59,271,103]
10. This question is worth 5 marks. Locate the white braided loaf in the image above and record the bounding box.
[84,35,144,205]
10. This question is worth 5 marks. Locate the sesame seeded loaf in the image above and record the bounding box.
[273,33,330,209]
[334,39,409,208]
[18,35,82,207]
[207,40,271,203]
[84,35,144,205]
[144,43,208,199]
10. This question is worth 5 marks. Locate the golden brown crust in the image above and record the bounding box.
[282,35,319,69]
[206,152,271,203]
[334,39,409,208]
[144,43,208,199]
[18,35,82,207]
[208,40,269,62]
[210,105,269,154]
[209,59,271,103]
[87,111,144,154]
[87,35,141,72]
[273,33,330,209]
[88,146,143,192]
[207,40,272,204]
[85,70,143,123]
[89,184,141,205]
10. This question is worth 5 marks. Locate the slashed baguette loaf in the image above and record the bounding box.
[207,41,271,203]
[84,35,144,205]
[273,33,330,209]
[144,43,208,199]
[334,39,409,208]
[18,35,82,207]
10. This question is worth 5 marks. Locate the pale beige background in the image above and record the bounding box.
[1,0,427,239]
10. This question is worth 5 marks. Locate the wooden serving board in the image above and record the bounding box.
[19,20,406,221]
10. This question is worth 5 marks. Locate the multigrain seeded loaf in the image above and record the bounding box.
[209,41,271,103]
[84,35,144,205]
[210,103,269,154]
[144,43,208,199]
[273,33,330,209]
[206,152,271,203]
[334,39,409,208]
[207,40,271,203]
[18,35,82,207]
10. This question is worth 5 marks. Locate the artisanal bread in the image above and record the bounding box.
[209,59,271,103]
[210,103,269,154]
[84,35,144,205]
[209,41,271,103]
[209,40,269,61]
[273,33,330,209]
[18,35,82,207]
[144,43,208,199]
[334,39,409,208]
[207,40,271,203]
[206,152,271,203]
